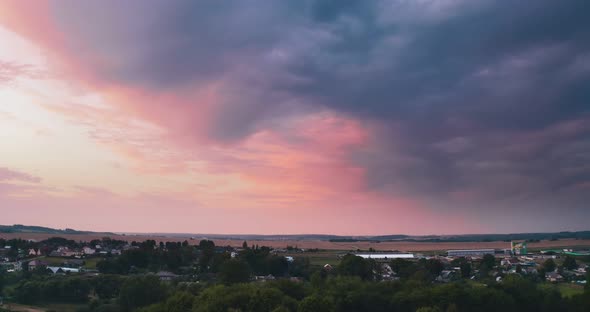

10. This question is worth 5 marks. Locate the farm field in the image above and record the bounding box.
[554,283,585,298]
[0,303,84,312]
[2,232,590,252]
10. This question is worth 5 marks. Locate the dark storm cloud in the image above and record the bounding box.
[48,0,590,208]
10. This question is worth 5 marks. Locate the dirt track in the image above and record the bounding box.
[1,232,589,251]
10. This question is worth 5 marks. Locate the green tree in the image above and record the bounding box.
[338,254,373,280]
[481,254,496,270]
[199,240,216,272]
[93,274,124,300]
[298,295,334,312]
[138,291,195,312]
[58,277,91,302]
[446,303,459,312]
[390,258,418,278]
[14,281,43,304]
[118,275,167,311]
[460,262,472,278]
[562,256,577,270]
[0,269,5,295]
[426,259,445,276]
[543,259,556,272]
[219,259,251,284]
[247,287,288,312]
[268,255,289,277]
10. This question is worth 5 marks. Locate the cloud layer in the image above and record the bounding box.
[1,0,589,233]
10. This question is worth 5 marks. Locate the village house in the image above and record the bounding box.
[83,247,96,255]
[436,270,456,283]
[546,272,564,283]
[254,274,275,282]
[63,259,85,268]
[28,260,48,270]
[156,271,178,281]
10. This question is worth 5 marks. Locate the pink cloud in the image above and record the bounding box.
[0,167,41,183]
[0,2,489,234]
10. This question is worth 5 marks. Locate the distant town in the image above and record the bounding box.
[1,226,589,311]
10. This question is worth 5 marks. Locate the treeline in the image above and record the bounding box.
[5,252,589,311]
[0,224,94,234]
[328,231,590,243]
[0,237,128,258]
[12,275,92,304]
[15,272,585,312]
[95,240,309,279]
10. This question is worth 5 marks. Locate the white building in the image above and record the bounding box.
[83,247,96,255]
[355,253,415,259]
[47,266,80,274]
[447,249,495,257]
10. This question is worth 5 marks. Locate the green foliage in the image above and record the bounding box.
[563,256,578,270]
[338,255,374,280]
[194,284,294,312]
[425,259,445,277]
[238,246,288,276]
[269,279,307,301]
[118,275,168,311]
[268,255,289,277]
[0,269,5,295]
[481,254,496,270]
[97,241,199,274]
[93,304,122,312]
[12,276,91,304]
[543,259,557,272]
[390,258,418,278]
[288,257,312,279]
[298,295,334,312]
[199,240,216,272]
[138,291,196,312]
[460,262,471,278]
[92,274,124,300]
[219,259,251,285]
[14,280,41,304]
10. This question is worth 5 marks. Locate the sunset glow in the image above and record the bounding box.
[1,1,589,234]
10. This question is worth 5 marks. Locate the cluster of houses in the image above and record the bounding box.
[48,245,122,257]
[339,246,590,285]
[0,242,131,274]
[440,247,589,284]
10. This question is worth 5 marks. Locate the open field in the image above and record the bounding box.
[2,233,590,252]
[544,283,586,298]
[0,303,84,312]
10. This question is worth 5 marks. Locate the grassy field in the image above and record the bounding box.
[556,283,585,298]
[34,256,102,269]
[0,303,85,312]
[2,232,590,252]
[282,251,343,266]
[82,257,101,269]
[41,257,66,266]
[540,283,586,298]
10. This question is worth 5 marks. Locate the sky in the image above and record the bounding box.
[0,0,589,235]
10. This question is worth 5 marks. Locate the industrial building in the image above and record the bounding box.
[355,253,415,259]
[447,249,495,257]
